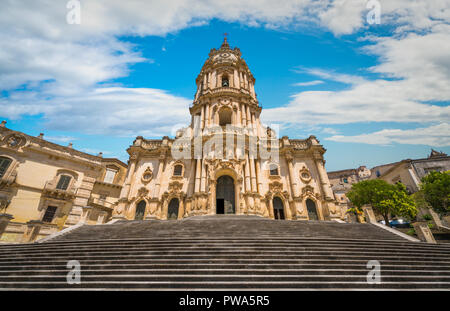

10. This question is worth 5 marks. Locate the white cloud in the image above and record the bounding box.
[0,0,449,142]
[292,80,324,86]
[263,24,450,128]
[326,123,450,147]
[1,86,190,137]
[45,136,78,143]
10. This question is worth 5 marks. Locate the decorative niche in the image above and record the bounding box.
[299,166,312,183]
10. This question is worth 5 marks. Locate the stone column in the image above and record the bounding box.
[0,214,14,240]
[194,159,202,193]
[268,198,274,219]
[251,113,257,136]
[241,103,247,127]
[286,155,299,197]
[255,159,263,193]
[244,155,251,192]
[250,158,257,192]
[236,104,242,127]
[178,199,185,219]
[210,180,217,215]
[246,105,251,129]
[200,159,207,192]
[153,157,165,199]
[314,155,334,199]
[96,211,108,224]
[120,154,137,199]
[205,104,210,130]
[200,105,205,130]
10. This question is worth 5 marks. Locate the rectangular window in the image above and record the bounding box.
[0,157,12,178]
[56,175,71,190]
[42,206,57,223]
[104,169,117,183]
[173,165,183,176]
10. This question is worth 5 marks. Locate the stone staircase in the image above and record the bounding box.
[0,215,449,290]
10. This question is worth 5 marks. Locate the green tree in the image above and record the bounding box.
[347,179,417,227]
[420,171,450,214]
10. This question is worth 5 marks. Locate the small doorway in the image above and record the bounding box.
[135,200,146,220]
[168,198,179,220]
[273,197,285,220]
[306,199,319,220]
[216,175,235,214]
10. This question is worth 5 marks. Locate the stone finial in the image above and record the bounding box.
[37,133,44,139]
[0,120,6,128]
[68,143,73,148]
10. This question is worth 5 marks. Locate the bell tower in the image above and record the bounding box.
[189,37,262,135]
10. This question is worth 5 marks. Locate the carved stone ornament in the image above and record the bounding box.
[141,167,153,184]
[301,185,320,200]
[299,166,312,184]
[3,134,26,149]
[137,187,149,198]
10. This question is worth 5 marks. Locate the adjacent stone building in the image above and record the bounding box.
[0,123,127,243]
[327,150,450,219]
[113,39,341,222]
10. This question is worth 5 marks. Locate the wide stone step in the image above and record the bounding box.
[1,274,450,282]
[3,243,450,255]
[1,258,449,267]
[2,268,450,276]
[2,263,449,271]
[0,281,449,290]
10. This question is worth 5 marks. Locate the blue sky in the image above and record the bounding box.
[1,1,449,171]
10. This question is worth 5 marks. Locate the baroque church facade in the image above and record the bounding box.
[113,39,342,222]
[0,39,345,244]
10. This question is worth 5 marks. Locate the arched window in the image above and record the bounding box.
[173,164,183,176]
[0,157,12,178]
[135,200,146,220]
[222,75,229,87]
[56,175,72,190]
[219,107,232,126]
[168,198,179,220]
[269,164,279,176]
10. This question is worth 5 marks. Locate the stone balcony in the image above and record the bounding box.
[42,181,76,200]
[89,196,114,210]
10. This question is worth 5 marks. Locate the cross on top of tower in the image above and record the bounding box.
[221,32,230,49]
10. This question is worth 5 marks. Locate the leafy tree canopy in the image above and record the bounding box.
[420,171,450,214]
[347,179,417,226]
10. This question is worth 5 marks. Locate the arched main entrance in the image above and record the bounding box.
[135,200,146,220]
[306,199,319,220]
[273,197,285,220]
[167,198,179,220]
[216,175,235,214]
